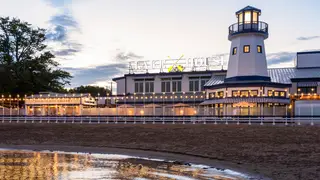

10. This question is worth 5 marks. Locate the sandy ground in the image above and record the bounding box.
[0,124,319,180]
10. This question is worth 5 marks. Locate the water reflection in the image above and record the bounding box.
[0,150,249,180]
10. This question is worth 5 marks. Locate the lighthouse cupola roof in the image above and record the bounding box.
[236,6,261,15]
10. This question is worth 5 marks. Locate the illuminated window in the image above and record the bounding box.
[216,91,224,98]
[253,12,258,23]
[250,90,258,97]
[240,90,249,97]
[268,90,273,97]
[257,45,262,53]
[244,11,251,23]
[274,92,279,97]
[243,45,250,53]
[280,92,286,97]
[232,91,240,97]
[209,93,215,99]
[232,47,237,55]
[238,13,243,24]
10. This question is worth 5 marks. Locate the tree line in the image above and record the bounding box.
[0,17,110,97]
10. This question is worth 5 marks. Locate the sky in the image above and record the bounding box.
[1,0,320,88]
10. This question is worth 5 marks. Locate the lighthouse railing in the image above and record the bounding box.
[229,21,268,36]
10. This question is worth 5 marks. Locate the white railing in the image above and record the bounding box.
[0,116,319,126]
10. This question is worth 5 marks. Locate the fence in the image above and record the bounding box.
[0,116,319,126]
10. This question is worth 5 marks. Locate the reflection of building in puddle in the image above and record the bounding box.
[0,150,247,180]
[0,150,88,179]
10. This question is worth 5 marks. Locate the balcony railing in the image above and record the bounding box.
[228,21,268,38]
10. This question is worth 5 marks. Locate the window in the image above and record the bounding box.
[257,45,262,53]
[253,12,258,23]
[232,91,240,97]
[189,80,199,92]
[209,93,215,99]
[172,81,182,92]
[268,90,273,97]
[280,92,286,97]
[274,91,279,97]
[299,87,317,94]
[250,90,258,97]
[243,45,250,53]
[232,47,237,55]
[217,91,224,98]
[135,82,144,93]
[145,82,154,93]
[240,90,249,97]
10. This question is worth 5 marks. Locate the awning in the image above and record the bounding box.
[200,97,290,105]
[297,82,319,87]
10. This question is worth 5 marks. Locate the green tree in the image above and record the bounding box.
[69,85,111,97]
[0,17,72,95]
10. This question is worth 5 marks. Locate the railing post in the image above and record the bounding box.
[248,116,251,125]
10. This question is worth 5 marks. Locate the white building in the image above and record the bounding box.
[25,92,96,116]
[112,6,320,116]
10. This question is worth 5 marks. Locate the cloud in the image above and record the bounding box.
[115,51,144,61]
[64,51,143,87]
[49,13,79,29]
[46,25,67,41]
[267,52,296,66]
[46,11,82,57]
[297,36,320,41]
[64,63,127,87]
[45,0,71,8]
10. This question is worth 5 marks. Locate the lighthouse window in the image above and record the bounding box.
[232,47,237,55]
[243,45,250,53]
[257,45,262,53]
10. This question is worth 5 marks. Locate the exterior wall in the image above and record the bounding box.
[116,78,125,95]
[227,34,268,78]
[126,76,135,94]
[296,52,320,68]
[291,82,298,95]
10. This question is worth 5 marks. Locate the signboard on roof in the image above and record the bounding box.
[128,54,228,74]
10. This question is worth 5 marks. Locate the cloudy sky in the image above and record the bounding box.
[1,0,320,88]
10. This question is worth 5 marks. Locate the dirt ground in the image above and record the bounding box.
[0,124,319,180]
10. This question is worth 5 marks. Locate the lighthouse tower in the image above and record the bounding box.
[226,6,270,82]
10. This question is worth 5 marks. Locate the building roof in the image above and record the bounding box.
[26,92,91,99]
[200,97,290,105]
[236,6,261,14]
[205,67,320,87]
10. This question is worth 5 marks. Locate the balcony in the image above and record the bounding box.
[228,21,268,40]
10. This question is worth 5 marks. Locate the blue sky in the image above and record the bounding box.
[1,0,320,88]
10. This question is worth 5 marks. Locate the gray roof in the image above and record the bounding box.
[26,92,91,99]
[205,67,320,87]
[200,97,290,105]
[236,6,261,14]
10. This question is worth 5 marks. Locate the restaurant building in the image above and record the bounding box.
[24,92,96,116]
[112,6,320,116]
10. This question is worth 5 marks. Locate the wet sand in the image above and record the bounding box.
[0,124,319,180]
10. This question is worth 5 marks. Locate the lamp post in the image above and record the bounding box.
[153,92,155,116]
[17,95,20,117]
[9,94,12,122]
[162,92,165,116]
[2,95,4,122]
[172,92,175,116]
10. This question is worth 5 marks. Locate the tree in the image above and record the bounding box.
[69,85,111,97]
[0,17,72,95]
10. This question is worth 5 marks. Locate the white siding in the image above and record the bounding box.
[227,34,268,78]
[296,53,320,68]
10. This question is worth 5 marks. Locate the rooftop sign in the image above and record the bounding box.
[128,55,228,74]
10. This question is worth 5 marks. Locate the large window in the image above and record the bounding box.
[161,81,171,93]
[232,91,240,97]
[134,82,144,93]
[172,81,182,92]
[145,81,154,93]
[189,80,199,92]
[243,45,250,53]
[240,90,249,97]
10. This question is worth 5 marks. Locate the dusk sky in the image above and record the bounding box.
[1,0,320,88]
